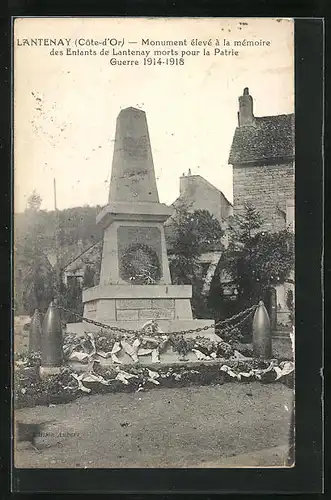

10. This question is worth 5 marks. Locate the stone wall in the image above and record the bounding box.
[233,161,294,232]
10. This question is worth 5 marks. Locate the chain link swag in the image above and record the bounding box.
[55,303,258,336]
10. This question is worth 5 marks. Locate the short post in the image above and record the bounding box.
[40,300,63,377]
[29,309,42,354]
[252,300,272,358]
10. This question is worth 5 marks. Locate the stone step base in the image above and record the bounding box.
[66,319,217,366]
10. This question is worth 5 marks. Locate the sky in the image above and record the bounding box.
[14,17,294,213]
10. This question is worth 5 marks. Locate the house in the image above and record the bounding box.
[62,240,102,288]
[228,87,295,327]
[172,170,233,224]
[229,87,295,232]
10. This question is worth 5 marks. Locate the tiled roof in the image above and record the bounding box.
[228,114,295,165]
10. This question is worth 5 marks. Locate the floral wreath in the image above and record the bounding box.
[120,243,161,284]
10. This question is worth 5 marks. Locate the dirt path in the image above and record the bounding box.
[15,382,293,468]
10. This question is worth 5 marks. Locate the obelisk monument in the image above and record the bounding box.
[68,107,214,335]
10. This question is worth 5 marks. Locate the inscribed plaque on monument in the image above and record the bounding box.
[13,17,301,479]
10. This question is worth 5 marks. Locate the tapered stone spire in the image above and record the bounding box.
[109,107,159,203]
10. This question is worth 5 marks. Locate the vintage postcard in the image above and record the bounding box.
[13,17,295,469]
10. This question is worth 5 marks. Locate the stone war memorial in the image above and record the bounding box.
[67,107,219,364]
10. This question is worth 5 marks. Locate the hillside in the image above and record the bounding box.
[14,205,104,268]
[14,205,104,315]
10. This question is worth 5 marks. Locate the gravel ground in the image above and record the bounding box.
[14,382,293,468]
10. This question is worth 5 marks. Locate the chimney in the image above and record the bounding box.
[237,87,254,127]
[179,172,196,197]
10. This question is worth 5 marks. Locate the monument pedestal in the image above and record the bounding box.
[66,283,215,336]
[84,284,194,322]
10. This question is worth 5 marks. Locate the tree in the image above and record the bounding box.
[169,204,224,257]
[22,259,55,315]
[223,204,294,310]
[59,277,83,323]
[15,230,56,315]
[15,190,56,315]
[167,205,224,317]
[26,190,42,212]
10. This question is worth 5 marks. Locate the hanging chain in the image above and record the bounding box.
[56,303,258,336]
[215,304,257,328]
[219,307,256,334]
